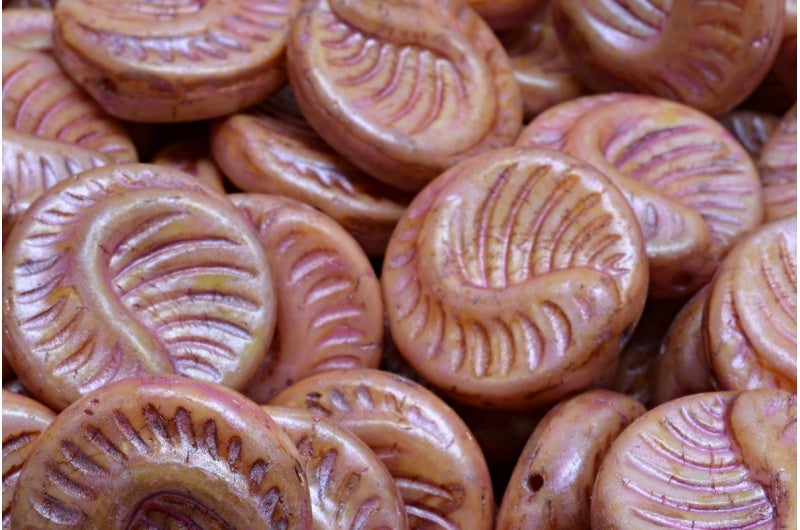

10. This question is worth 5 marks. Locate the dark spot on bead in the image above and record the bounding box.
[98,77,117,98]
[527,474,544,492]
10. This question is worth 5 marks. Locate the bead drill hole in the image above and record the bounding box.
[527,474,544,492]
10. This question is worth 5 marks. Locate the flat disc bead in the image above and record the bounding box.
[2,164,277,410]
[705,216,797,392]
[517,93,763,299]
[231,193,384,404]
[550,0,785,115]
[382,147,648,410]
[2,46,137,163]
[271,368,495,530]
[287,0,522,192]
[263,406,408,529]
[211,91,411,257]
[592,389,796,529]
[758,104,797,221]
[10,375,312,529]
[2,390,56,528]
[52,0,302,122]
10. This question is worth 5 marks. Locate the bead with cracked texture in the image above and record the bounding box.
[705,216,797,393]
[2,8,53,51]
[592,389,796,529]
[517,93,763,299]
[263,406,409,529]
[2,128,112,242]
[151,138,226,193]
[496,5,585,120]
[651,285,715,405]
[550,0,785,115]
[270,368,495,530]
[718,109,780,159]
[10,375,312,529]
[231,193,384,404]
[382,147,648,410]
[758,104,797,221]
[497,390,645,529]
[2,164,277,411]
[52,0,302,122]
[287,0,522,192]
[211,89,412,257]
[2,46,137,163]
[2,389,56,529]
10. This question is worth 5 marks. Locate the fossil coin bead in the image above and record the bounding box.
[10,375,313,529]
[271,368,495,530]
[497,390,645,529]
[2,8,53,51]
[2,164,277,411]
[232,194,384,404]
[2,389,56,529]
[2,128,112,241]
[592,389,796,529]
[287,0,522,192]
[52,0,301,122]
[382,147,648,410]
[211,91,411,257]
[2,45,138,163]
[550,0,785,115]
[651,285,715,405]
[758,103,797,222]
[705,216,797,393]
[517,93,764,299]
[263,406,408,530]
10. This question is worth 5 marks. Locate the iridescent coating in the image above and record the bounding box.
[151,138,226,193]
[2,390,56,529]
[550,0,785,115]
[497,390,645,529]
[383,147,648,409]
[592,390,797,529]
[53,0,302,122]
[2,8,53,51]
[2,164,276,411]
[211,90,411,257]
[718,110,779,159]
[271,369,495,530]
[517,93,763,299]
[10,375,313,529]
[288,0,522,191]
[706,217,797,393]
[758,104,797,221]
[467,0,543,29]
[2,129,112,241]
[2,46,137,163]
[496,5,584,120]
[232,194,383,404]
[263,407,408,530]
[652,285,715,405]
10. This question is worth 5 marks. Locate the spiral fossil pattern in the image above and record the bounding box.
[232,194,383,403]
[592,390,796,528]
[10,376,311,529]
[551,0,785,114]
[2,46,137,163]
[271,368,495,530]
[517,94,762,298]
[382,148,647,409]
[2,165,275,410]
[706,217,797,392]
[288,0,521,190]
[758,104,797,222]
